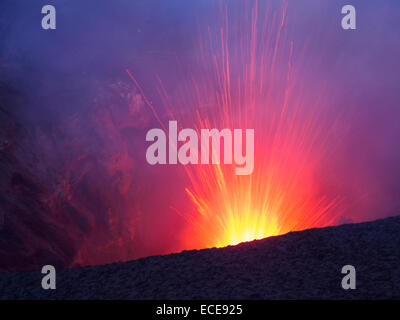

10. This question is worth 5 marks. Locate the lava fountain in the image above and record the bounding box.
[129,1,344,250]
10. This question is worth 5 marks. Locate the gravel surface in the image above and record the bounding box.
[1,215,399,299]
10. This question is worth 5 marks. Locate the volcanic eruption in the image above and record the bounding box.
[127,1,343,250]
[0,0,399,272]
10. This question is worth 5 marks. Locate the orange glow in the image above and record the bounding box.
[130,1,343,250]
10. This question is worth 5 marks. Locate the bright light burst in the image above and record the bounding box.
[129,0,343,249]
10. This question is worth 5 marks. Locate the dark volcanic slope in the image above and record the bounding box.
[1,216,400,299]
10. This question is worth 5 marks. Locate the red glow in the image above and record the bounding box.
[129,2,343,250]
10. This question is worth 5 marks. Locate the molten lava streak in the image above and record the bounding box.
[129,1,343,250]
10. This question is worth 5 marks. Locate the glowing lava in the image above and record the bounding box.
[129,1,343,250]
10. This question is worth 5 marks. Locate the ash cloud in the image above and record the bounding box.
[0,0,399,270]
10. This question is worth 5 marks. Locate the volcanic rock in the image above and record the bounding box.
[1,215,399,299]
